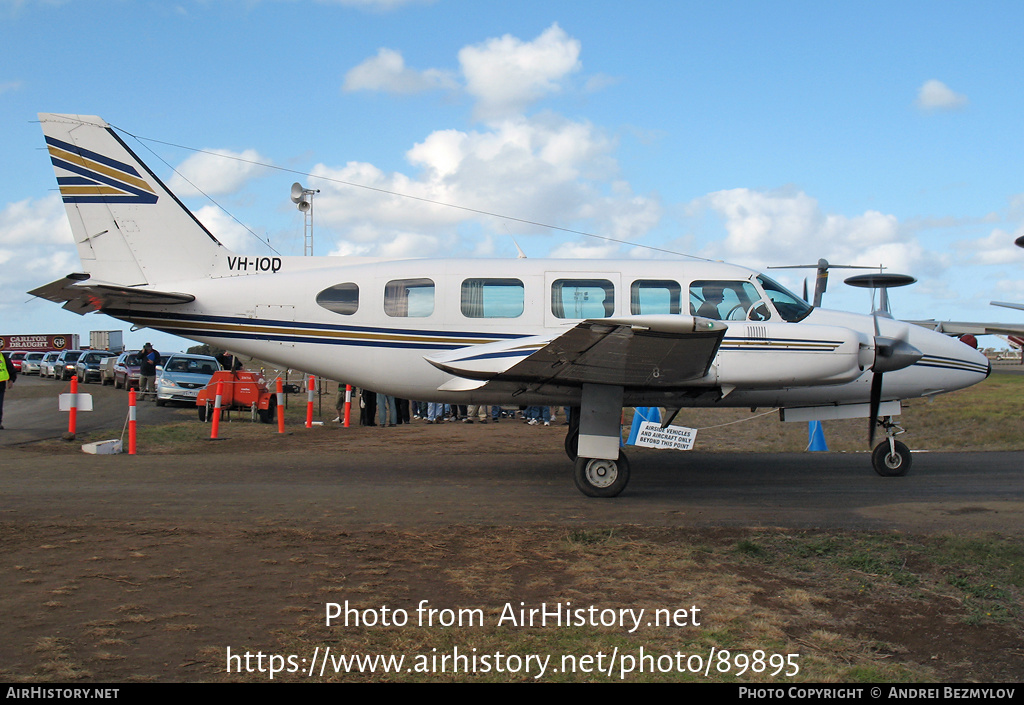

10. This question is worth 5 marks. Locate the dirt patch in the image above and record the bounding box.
[2,521,1021,682]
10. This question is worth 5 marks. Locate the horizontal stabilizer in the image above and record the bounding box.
[28,274,195,315]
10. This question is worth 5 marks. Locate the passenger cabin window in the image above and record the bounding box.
[630,280,681,315]
[461,278,524,318]
[385,278,434,318]
[551,279,615,319]
[316,283,359,315]
[756,275,813,322]
[689,280,766,321]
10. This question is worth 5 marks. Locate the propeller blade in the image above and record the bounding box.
[869,372,883,446]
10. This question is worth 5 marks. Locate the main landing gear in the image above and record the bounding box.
[871,416,912,477]
[564,385,633,498]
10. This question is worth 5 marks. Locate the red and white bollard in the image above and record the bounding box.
[210,380,224,440]
[276,378,285,434]
[128,388,137,455]
[343,384,352,428]
[68,375,79,438]
[305,375,315,428]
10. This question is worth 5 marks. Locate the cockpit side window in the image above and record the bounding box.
[689,280,762,320]
[756,275,813,322]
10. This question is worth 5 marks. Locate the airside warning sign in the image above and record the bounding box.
[634,421,697,451]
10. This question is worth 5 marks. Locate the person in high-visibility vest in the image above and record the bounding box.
[0,351,17,430]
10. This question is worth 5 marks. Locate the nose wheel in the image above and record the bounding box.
[872,440,911,476]
[871,416,912,476]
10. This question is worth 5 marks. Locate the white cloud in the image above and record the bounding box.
[915,79,968,111]
[691,187,945,277]
[0,195,73,247]
[0,194,77,308]
[459,23,582,121]
[991,278,1024,302]
[957,227,1024,266]
[308,114,660,258]
[343,48,457,93]
[167,149,270,197]
[342,24,596,121]
[192,205,255,252]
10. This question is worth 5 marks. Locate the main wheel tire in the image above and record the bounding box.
[573,452,630,498]
[257,397,276,424]
[872,440,912,477]
[564,428,579,461]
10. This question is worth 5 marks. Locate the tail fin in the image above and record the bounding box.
[39,113,229,286]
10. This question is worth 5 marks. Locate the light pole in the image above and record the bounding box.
[291,182,320,256]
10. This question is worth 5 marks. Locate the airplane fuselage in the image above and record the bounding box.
[99,254,990,410]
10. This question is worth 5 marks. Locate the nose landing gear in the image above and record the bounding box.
[871,416,912,477]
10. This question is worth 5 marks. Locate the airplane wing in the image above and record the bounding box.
[992,301,1024,313]
[28,274,195,314]
[426,315,727,393]
[908,319,1024,337]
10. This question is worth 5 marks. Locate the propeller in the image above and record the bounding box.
[845,273,922,446]
[769,259,879,307]
[867,324,924,445]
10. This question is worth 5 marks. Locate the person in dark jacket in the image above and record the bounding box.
[139,343,160,401]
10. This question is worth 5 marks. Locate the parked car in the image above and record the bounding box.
[113,350,142,389]
[39,351,61,378]
[7,351,27,372]
[156,354,221,406]
[20,351,46,375]
[54,349,85,381]
[75,350,117,383]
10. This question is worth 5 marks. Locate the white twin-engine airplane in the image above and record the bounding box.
[30,113,991,497]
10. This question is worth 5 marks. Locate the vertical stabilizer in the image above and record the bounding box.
[39,113,229,286]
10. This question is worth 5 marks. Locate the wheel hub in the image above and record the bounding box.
[585,459,618,489]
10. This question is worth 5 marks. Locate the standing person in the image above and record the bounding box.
[0,350,17,430]
[359,389,377,427]
[377,392,397,427]
[139,343,160,401]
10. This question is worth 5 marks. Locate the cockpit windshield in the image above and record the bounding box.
[756,275,813,322]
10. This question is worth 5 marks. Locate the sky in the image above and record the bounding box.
[2,0,1024,354]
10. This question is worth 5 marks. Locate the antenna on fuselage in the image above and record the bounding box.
[768,259,879,307]
[843,272,917,318]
